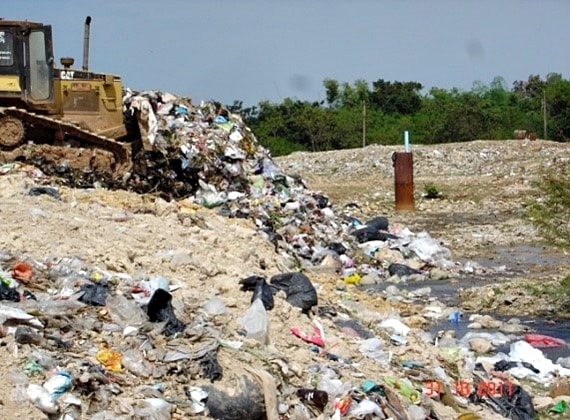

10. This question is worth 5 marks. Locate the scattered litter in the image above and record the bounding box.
[0,90,564,419]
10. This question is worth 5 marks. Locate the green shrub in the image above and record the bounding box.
[525,162,570,249]
[423,182,442,199]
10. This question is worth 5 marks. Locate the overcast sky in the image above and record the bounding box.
[4,0,569,107]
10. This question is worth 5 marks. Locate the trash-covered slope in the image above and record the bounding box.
[1,91,570,419]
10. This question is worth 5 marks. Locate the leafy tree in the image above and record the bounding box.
[512,74,546,101]
[323,78,341,107]
[545,75,570,141]
[369,79,423,115]
[244,73,570,156]
[333,79,370,108]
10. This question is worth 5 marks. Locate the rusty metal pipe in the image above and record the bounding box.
[82,16,91,71]
[392,152,415,211]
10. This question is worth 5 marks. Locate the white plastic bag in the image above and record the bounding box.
[237,298,268,343]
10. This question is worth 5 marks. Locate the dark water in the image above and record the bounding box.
[429,315,570,362]
[361,244,570,361]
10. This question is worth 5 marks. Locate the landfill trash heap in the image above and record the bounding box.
[10,87,466,281]
[2,90,570,420]
[46,89,452,274]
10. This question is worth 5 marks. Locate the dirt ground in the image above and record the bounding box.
[0,138,568,419]
[276,139,570,317]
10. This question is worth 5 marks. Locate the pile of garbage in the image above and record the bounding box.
[0,244,569,419]
[1,90,569,419]
[25,89,458,279]
[122,89,273,202]
[123,90,470,282]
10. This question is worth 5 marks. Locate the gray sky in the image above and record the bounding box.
[4,0,570,107]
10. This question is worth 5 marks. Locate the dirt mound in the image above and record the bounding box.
[0,138,568,419]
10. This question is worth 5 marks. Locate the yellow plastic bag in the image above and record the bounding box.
[96,343,122,372]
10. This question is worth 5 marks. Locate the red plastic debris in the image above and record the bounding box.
[333,395,351,416]
[12,262,33,282]
[290,322,325,347]
[524,333,565,348]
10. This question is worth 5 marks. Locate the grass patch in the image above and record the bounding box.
[423,182,443,199]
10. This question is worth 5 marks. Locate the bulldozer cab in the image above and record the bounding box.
[0,17,131,141]
[0,16,138,180]
[0,19,54,107]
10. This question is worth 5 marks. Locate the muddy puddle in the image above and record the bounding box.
[427,315,570,363]
[362,243,570,361]
[364,244,563,306]
[465,244,567,274]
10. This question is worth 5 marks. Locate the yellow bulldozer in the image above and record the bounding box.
[0,16,145,179]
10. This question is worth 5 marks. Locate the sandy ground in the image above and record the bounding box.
[0,138,568,419]
[276,139,570,316]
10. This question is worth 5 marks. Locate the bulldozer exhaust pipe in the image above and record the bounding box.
[82,16,91,71]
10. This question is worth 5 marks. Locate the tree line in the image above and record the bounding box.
[226,73,570,156]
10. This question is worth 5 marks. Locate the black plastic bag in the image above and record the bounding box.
[0,284,20,302]
[351,226,398,243]
[494,360,540,374]
[388,263,421,276]
[239,276,274,310]
[365,216,389,231]
[297,388,328,410]
[28,186,61,200]
[201,375,266,420]
[269,272,317,314]
[200,350,223,382]
[78,282,108,306]
[15,326,43,345]
[313,194,329,209]
[469,383,536,420]
[147,288,185,336]
[327,242,347,255]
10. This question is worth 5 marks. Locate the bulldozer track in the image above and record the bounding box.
[0,106,132,177]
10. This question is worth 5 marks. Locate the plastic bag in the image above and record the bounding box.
[388,263,421,277]
[96,343,122,372]
[146,288,185,336]
[200,350,223,382]
[237,298,268,343]
[78,282,108,306]
[239,275,274,310]
[365,216,389,231]
[408,231,451,263]
[524,333,565,348]
[469,383,535,420]
[351,226,398,243]
[350,398,383,418]
[0,283,20,302]
[359,337,391,365]
[297,388,328,410]
[269,272,317,313]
